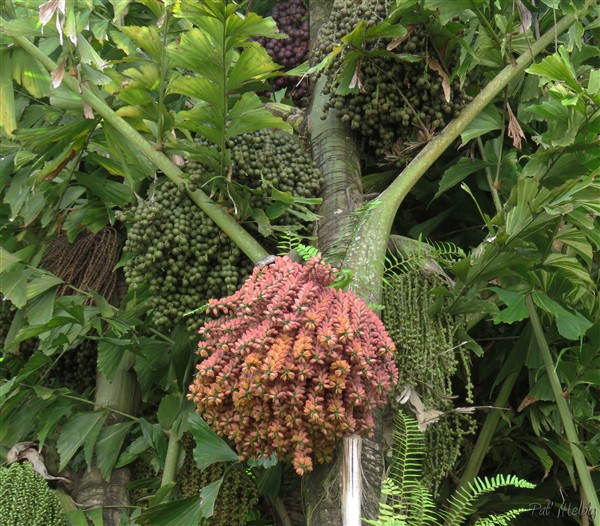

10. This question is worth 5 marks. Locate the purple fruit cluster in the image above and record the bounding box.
[258,0,309,101]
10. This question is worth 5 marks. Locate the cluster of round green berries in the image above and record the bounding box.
[187,129,323,227]
[322,24,472,167]
[123,129,323,334]
[313,0,390,61]
[123,181,253,333]
[177,432,259,526]
[0,462,66,526]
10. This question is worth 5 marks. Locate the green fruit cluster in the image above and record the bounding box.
[187,129,323,227]
[123,181,254,333]
[129,457,156,505]
[0,301,37,367]
[0,462,66,526]
[313,0,390,61]
[323,24,471,167]
[49,339,97,393]
[177,433,258,526]
[313,0,471,167]
[383,269,475,493]
[124,130,322,333]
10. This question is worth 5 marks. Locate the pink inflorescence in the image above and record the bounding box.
[188,255,398,475]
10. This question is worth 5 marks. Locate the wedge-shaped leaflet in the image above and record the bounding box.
[58,411,108,470]
[227,93,291,138]
[532,290,592,340]
[169,76,223,110]
[11,48,51,98]
[228,44,280,91]
[119,26,163,61]
[189,413,238,471]
[167,29,223,87]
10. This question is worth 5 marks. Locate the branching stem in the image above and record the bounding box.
[476,137,502,214]
[160,429,181,489]
[344,7,586,303]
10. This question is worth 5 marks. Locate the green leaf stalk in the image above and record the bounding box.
[526,295,599,525]
[343,6,588,303]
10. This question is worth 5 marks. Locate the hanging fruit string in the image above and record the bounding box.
[383,269,476,493]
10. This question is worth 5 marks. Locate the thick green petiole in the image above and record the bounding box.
[526,296,599,525]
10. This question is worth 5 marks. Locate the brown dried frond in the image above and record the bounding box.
[41,227,119,304]
[79,228,118,298]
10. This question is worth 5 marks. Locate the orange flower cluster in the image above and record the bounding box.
[188,255,398,475]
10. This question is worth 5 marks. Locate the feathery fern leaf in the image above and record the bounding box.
[441,474,535,526]
[388,411,426,513]
[474,508,532,526]
[364,480,410,526]
[295,244,320,261]
[407,482,439,526]
[380,412,440,525]
[369,413,535,526]
[277,233,319,261]
[383,236,464,288]
[383,249,427,287]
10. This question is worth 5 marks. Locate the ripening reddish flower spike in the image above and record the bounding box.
[188,255,397,474]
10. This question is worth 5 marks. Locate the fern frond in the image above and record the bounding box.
[296,244,319,261]
[388,411,426,514]
[277,233,320,261]
[364,514,409,526]
[474,508,532,526]
[367,480,410,526]
[407,482,440,526]
[382,249,426,288]
[426,239,465,265]
[441,475,536,526]
[277,232,301,255]
[383,236,466,288]
[375,416,439,526]
[376,414,535,526]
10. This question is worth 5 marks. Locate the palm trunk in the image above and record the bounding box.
[306,4,386,520]
[306,73,367,526]
[341,436,361,526]
[306,4,369,522]
[74,355,140,525]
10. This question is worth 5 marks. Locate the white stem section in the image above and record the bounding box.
[342,434,362,526]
